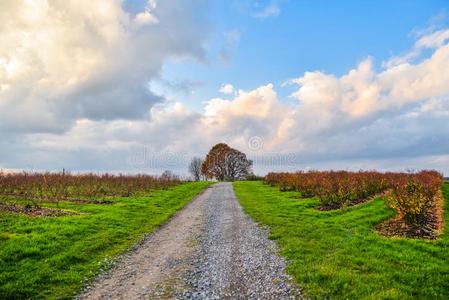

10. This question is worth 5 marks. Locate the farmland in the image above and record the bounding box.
[0,174,211,299]
[0,171,182,206]
[233,180,449,299]
[0,168,447,299]
[265,170,444,238]
[3,1,449,298]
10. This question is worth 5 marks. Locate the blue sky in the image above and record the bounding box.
[157,0,449,111]
[1,0,449,175]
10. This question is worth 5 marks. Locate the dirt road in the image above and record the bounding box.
[78,182,300,299]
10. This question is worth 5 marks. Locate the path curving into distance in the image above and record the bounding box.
[78,182,300,300]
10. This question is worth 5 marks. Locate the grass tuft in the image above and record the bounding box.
[234,181,449,299]
[0,182,211,299]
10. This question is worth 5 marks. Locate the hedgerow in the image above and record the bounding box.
[266,171,390,207]
[265,170,444,238]
[0,171,182,207]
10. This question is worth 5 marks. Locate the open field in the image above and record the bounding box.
[0,171,182,205]
[233,181,449,299]
[0,181,211,299]
[265,171,444,239]
[3,1,449,298]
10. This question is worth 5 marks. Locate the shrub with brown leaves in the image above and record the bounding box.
[0,171,182,206]
[386,170,443,231]
[266,170,444,237]
[266,171,389,208]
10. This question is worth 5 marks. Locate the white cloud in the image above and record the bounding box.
[134,0,159,25]
[1,8,449,176]
[415,29,449,49]
[219,83,235,95]
[383,28,449,68]
[134,10,159,25]
[233,0,283,20]
[220,30,241,62]
[250,0,282,19]
[0,0,209,135]
[275,33,449,168]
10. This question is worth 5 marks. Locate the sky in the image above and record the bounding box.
[1,0,449,176]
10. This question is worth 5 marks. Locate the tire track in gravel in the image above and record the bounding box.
[78,182,301,300]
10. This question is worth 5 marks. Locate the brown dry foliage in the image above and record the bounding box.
[0,171,182,206]
[201,143,252,181]
[265,170,444,236]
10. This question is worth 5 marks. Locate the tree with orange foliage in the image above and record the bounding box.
[201,143,252,181]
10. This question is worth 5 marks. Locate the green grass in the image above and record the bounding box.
[0,181,211,299]
[233,181,449,299]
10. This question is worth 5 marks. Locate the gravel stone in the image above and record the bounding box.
[77,182,301,300]
[180,182,300,300]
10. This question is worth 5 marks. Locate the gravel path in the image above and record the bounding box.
[78,182,300,300]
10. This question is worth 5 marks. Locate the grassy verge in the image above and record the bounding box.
[233,181,449,299]
[0,181,211,299]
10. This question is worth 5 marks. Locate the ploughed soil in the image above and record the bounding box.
[376,192,445,240]
[318,189,392,211]
[376,218,439,239]
[66,199,113,205]
[0,203,75,217]
[0,193,113,205]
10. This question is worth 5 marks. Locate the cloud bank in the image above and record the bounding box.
[1,1,448,175]
[0,0,209,135]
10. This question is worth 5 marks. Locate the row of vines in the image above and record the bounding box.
[265,170,444,238]
[0,171,182,206]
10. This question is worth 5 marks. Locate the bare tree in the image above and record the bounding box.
[223,149,252,180]
[161,170,178,181]
[189,157,203,181]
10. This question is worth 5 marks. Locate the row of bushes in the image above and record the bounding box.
[265,170,444,235]
[0,171,182,206]
[266,171,391,207]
